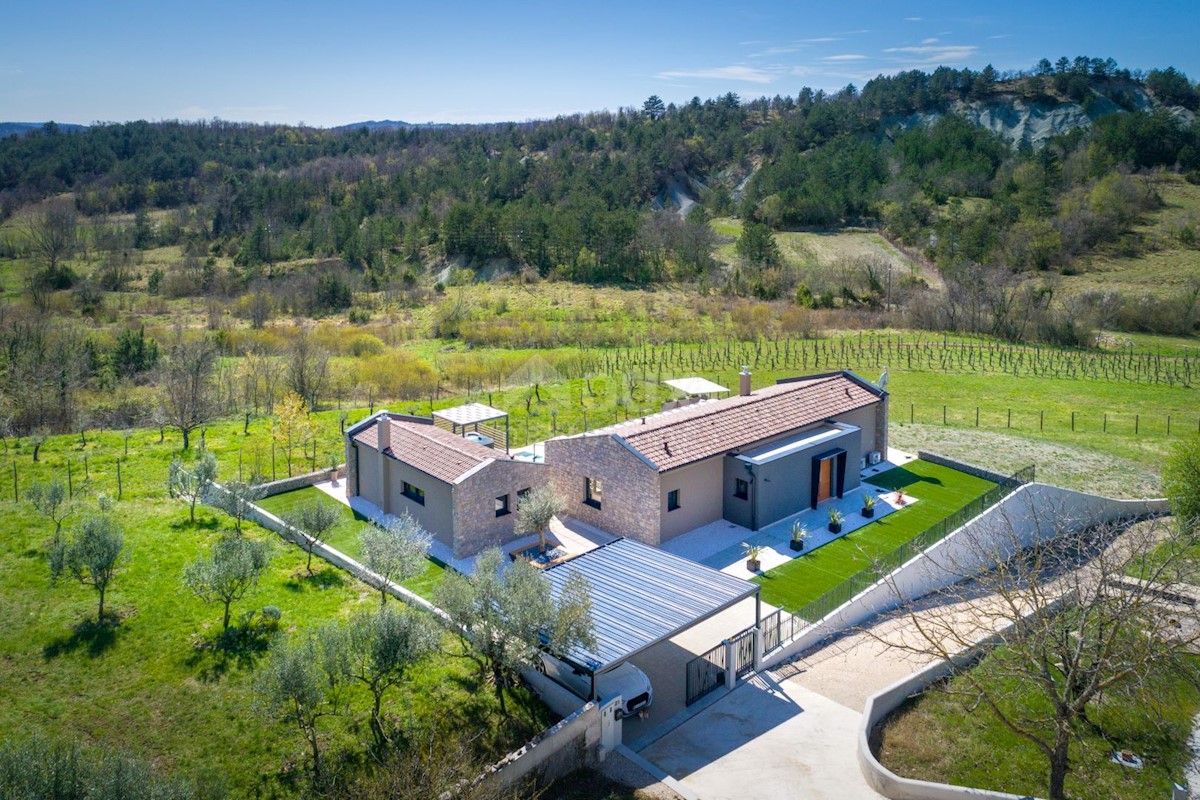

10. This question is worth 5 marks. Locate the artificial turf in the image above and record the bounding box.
[257,486,446,599]
[752,460,997,611]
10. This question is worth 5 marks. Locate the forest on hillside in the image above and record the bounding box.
[0,57,1198,437]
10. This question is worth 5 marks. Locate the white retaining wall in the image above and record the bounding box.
[763,483,1168,668]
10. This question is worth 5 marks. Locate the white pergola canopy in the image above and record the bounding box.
[663,377,730,397]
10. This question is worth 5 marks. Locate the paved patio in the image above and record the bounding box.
[660,448,921,580]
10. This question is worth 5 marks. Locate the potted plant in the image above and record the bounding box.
[828,508,843,534]
[789,521,808,552]
[743,542,764,572]
[861,493,876,518]
[895,488,908,507]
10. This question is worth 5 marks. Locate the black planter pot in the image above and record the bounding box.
[862,507,875,518]
[789,539,804,551]
[828,522,842,534]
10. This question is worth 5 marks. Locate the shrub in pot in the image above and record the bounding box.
[790,521,808,551]
[828,508,843,534]
[861,493,876,518]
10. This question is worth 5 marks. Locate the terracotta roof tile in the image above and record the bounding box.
[600,374,880,471]
[352,418,502,484]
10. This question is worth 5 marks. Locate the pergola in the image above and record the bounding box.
[663,377,730,398]
[432,403,510,452]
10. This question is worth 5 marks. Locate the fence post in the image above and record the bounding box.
[1070,411,1074,432]
[1007,409,1012,429]
[116,457,122,501]
[724,639,736,690]
[1104,413,1108,433]
[11,462,16,503]
[1167,415,1171,436]
[1135,414,1140,435]
[67,460,73,498]
[975,407,979,427]
[942,405,946,425]
[910,403,914,424]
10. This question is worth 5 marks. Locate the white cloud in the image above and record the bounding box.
[882,44,978,64]
[988,34,1011,40]
[904,16,922,21]
[799,36,841,43]
[922,38,940,44]
[824,54,868,62]
[749,46,802,58]
[656,65,781,84]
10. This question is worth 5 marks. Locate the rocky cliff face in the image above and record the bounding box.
[890,84,1167,149]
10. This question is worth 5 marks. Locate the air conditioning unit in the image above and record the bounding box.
[868,450,883,466]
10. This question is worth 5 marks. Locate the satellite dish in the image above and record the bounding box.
[878,368,889,391]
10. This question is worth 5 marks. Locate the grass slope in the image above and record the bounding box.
[753,460,996,611]
[0,421,542,796]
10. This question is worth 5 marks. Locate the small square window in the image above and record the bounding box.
[402,481,425,506]
[734,478,749,500]
[584,476,602,509]
[667,489,681,512]
[517,487,532,501]
[495,494,510,517]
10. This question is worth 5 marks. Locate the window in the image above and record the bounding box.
[495,493,510,517]
[734,478,749,500]
[667,489,681,512]
[584,476,602,509]
[402,481,425,506]
[517,487,532,501]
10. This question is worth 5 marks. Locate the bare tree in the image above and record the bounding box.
[158,337,218,450]
[873,508,1200,800]
[20,201,77,311]
[285,326,329,411]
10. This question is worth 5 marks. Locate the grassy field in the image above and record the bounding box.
[257,486,447,600]
[0,420,544,796]
[753,460,996,611]
[875,651,1200,800]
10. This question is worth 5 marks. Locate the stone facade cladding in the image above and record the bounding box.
[452,460,549,559]
[544,434,661,546]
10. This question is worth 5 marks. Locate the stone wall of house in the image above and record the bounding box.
[451,460,550,559]
[257,466,341,498]
[545,435,661,545]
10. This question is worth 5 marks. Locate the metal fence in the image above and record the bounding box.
[760,609,805,654]
[685,642,725,706]
[790,465,1036,625]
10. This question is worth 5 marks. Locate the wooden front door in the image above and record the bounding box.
[816,458,832,503]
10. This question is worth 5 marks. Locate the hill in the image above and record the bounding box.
[0,121,87,139]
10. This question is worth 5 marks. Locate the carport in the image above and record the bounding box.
[543,538,760,737]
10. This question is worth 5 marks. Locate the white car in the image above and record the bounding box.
[537,652,653,717]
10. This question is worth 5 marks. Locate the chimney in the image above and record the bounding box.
[377,416,391,452]
[739,366,752,397]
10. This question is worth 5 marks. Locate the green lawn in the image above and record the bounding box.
[257,486,447,600]
[0,422,536,796]
[753,460,997,610]
[876,650,1200,800]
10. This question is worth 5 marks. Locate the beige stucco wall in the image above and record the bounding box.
[545,435,661,545]
[452,460,549,559]
[659,456,724,542]
[836,404,880,463]
[383,460,455,550]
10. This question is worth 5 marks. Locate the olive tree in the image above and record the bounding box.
[207,480,266,533]
[255,626,348,787]
[284,500,341,575]
[49,512,126,623]
[435,548,594,715]
[168,451,218,524]
[514,485,559,554]
[183,532,273,631]
[24,478,74,544]
[358,512,430,605]
[338,606,438,749]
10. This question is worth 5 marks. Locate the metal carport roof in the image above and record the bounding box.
[542,538,759,674]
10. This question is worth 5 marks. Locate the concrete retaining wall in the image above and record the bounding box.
[256,466,342,498]
[763,483,1168,669]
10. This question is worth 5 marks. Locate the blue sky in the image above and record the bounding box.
[3,1,1197,127]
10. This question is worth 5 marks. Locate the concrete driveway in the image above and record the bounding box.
[637,671,884,800]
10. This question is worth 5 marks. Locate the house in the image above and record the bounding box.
[543,370,888,547]
[344,410,546,558]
